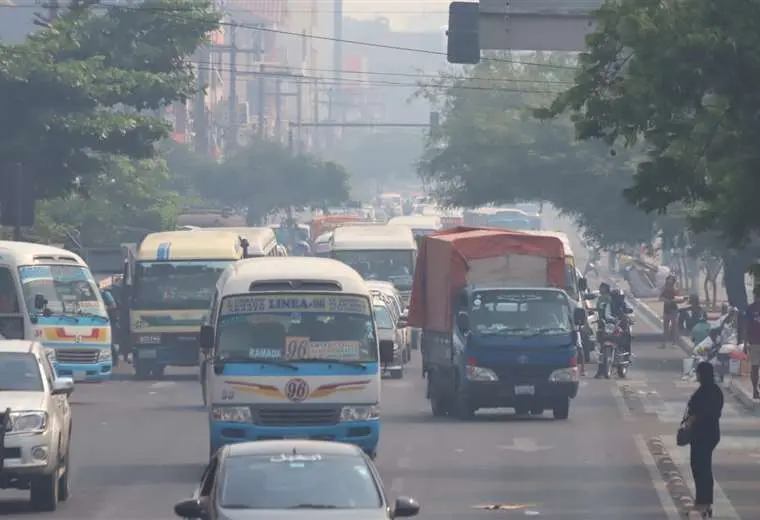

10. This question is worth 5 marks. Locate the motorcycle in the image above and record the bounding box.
[599,314,633,379]
[683,308,739,383]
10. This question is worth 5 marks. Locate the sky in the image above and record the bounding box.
[341,0,450,30]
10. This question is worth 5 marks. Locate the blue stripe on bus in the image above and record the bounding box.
[156,242,171,260]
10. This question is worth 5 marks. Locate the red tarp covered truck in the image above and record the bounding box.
[407,227,585,420]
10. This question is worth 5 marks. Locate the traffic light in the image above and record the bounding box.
[446,2,480,64]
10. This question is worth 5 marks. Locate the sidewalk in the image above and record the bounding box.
[617,280,757,411]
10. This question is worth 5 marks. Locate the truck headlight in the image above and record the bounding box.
[340,404,380,421]
[211,406,252,423]
[549,367,578,382]
[7,411,48,433]
[465,365,498,382]
[136,335,161,344]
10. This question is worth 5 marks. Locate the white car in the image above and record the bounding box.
[373,298,406,379]
[0,340,74,511]
[366,282,412,358]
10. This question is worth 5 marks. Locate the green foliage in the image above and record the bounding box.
[541,0,760,245]
[0,0,219,199]
[168,139,351,224]
[31,156,180,244]
[418,52,660,247]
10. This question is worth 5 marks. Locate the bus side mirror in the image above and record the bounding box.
[578,278,588,292]
[34,294,47,310]
[200,325,214,351]
[456,311,470,333]
[573,308,587,326]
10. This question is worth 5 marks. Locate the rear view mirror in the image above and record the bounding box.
[174,498,206,518]
[578,277,588,292]
[34,294,47,310]
[573,308,587,326]
[394,496,421,517]
[456,311,470,333]
[397,317,408,328]
[51,377,74,396]
[624,307,634,314]
[200,325,214,351]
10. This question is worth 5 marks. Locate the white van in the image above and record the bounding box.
[0,241,112,381]
[387,215,442,238]
[201,257,386,458]
[330,225,417,305]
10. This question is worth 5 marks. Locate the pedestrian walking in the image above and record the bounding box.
[682,361,723,518]
[742,286,760,399]
[660,275,681,348]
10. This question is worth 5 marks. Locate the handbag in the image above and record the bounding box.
[676,411,692,446]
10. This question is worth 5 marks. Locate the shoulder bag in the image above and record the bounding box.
[676,409,692,446]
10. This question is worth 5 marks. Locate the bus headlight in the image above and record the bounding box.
[211,406,252,423]
[340,405,380,421]
[98,348,112,361]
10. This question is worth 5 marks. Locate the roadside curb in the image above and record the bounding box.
[605,272,758,411]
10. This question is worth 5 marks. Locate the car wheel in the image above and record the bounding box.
[30,473,58,511]
[552,399,570,420]
[58,440,71,502]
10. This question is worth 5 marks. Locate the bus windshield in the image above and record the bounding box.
[332,250,414,289]
[216,293,377,363]
[18,265,107,318]
[133,260,232,310]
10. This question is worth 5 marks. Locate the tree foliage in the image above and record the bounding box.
[540,0,760,245]
[418,53,661,247]
[0,0,219,198]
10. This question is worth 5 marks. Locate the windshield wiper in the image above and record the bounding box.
[76,311,109,322]
[298,358,367,369]
[521,327,571,340]
[214,356,298,370]
[287,504,339,509]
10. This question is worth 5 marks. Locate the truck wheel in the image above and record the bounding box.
[515,405,530,416]
[391,368,404,379]
[429,378,447,417]
[552,399,570,420]
[30,473,58,511]
[151,364,166,379]
[454,392,475,420]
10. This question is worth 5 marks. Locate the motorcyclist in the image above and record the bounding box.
[610,288,633,354]
[594,283,616,379]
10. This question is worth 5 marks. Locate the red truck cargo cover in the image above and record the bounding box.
[407,228,565,332]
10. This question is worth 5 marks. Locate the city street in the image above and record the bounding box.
[2,305,757,519]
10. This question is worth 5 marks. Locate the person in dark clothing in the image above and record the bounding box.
[684,361,723,518]
[742,286,760,399]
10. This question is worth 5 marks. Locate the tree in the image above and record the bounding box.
[539,0,760,246]
[181,139,351,224]
[417,53,661,248]
[30,156,181,244]
[0,0,219,199]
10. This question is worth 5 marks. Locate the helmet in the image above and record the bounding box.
[599,282,610,293]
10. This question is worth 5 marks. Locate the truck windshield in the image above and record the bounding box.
[469,290,573,336]
[332,250,414,288]
[18,265,107,318]
[133,261,232,310]
[216,293,378,362]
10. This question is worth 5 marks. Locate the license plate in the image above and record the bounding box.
[514,385,535,396]
[139,349,157,359]
[73,371,87,382]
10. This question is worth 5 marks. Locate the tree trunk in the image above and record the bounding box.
[722,250,755,310]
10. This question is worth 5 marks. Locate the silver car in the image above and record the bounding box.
[174,440,420,520]
[0,340,74,511]
[373,299,406,379]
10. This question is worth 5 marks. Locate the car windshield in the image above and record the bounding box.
[219,453,382,509]
[332,250,414,289]
[374,306,393,329]
[0,352,43,391]
[469,290,573,336]
[217,293,377,362]
[134,261,231,310]
[18,265,107,318]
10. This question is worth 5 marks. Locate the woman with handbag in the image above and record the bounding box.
[678,361,724,518]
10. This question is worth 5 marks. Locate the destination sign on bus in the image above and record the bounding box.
[221,294,370,315]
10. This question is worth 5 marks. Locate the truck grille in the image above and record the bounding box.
[254,407,340,427]
[55,349,100,364]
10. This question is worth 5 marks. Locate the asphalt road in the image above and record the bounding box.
[2,305,757,519]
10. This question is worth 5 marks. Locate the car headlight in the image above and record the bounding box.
[465,365,498,382]
[98,348,112,361]
[7,411,48,433]
[549,367,578,382]
[136,334,161,344]
[211,406,252,423]
[341,404,380,421]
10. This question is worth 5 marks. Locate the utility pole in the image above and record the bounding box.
[194,45,211,155]
[333,0,343,122]
[227,24,238,151]
[312,77,320,151]
[47,0,59,19]
[257,64,266,139]
[295,79,302,154]
[274,78,282,142]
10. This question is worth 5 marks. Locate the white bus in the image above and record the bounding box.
[0,241,112,381]
[330,225,417,304]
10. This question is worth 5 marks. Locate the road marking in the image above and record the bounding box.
[497,438,551,453]
[660,435,740,520]
[150,381,176,389]
[396,457,411,468]
[473,503,535,510]
[611,385,635,422]
[633,434,681,520]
